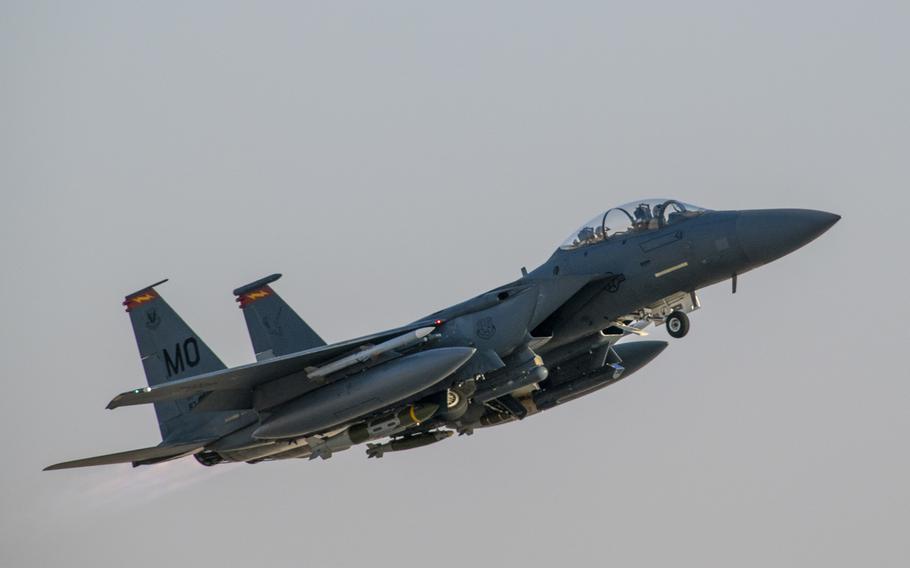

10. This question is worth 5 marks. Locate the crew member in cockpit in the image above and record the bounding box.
[576,226,596,246]
[576,224,605,246]
[633,203,654,231]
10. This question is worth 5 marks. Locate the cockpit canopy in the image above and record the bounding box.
[560,199,709,250]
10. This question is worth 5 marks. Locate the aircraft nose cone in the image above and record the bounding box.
[736,209,840,267]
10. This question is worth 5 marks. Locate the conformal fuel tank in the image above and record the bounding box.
[253,347,475,440]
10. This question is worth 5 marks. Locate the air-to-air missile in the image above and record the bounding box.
[257,444,312,462]
[215,439,305,463]
[472,345,549,403]
[252,347,475,440]
[366,430,454,458]
[541,329,620,368]
[306,326,437,379]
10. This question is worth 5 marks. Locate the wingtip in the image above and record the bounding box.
[106,393,126,410]
[107,386,151,409]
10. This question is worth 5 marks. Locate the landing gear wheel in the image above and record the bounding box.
[441,387,469,420]
[666,311,689,339]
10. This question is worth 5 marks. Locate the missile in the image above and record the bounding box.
[217,439,306,463]
[253,347,475,440]
[542,330,615,367]
[259,445,313,462]
[473,359,548,403]
[307,326,436,379]
[473,344,548,403]
[307,403,439,460]
[366,430,453,458]
[534,340,668,410]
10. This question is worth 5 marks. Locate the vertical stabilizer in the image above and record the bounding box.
[233,274,326,360]
[123,281,234,442]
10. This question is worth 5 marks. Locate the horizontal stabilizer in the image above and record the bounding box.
[44,443,204,471]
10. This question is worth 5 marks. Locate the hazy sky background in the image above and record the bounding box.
[2,2,908,566]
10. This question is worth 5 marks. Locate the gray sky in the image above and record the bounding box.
[2,2,908,566]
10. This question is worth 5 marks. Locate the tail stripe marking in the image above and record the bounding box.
[236,287,272,308]
[123,290,159,312]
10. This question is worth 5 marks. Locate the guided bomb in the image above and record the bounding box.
[307,403,439,460]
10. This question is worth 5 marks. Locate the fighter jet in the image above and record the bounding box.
[46,200,839,469]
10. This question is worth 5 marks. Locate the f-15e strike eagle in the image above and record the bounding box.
[46,199,839,470]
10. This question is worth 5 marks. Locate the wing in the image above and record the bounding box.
[44,443,204,470]
[107,319,441,410]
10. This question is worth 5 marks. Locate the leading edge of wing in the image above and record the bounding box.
[44,443,204,471]
[107,319,441,410]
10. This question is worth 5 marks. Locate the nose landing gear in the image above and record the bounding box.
[615,291,698,340]
[666,311,690,338]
